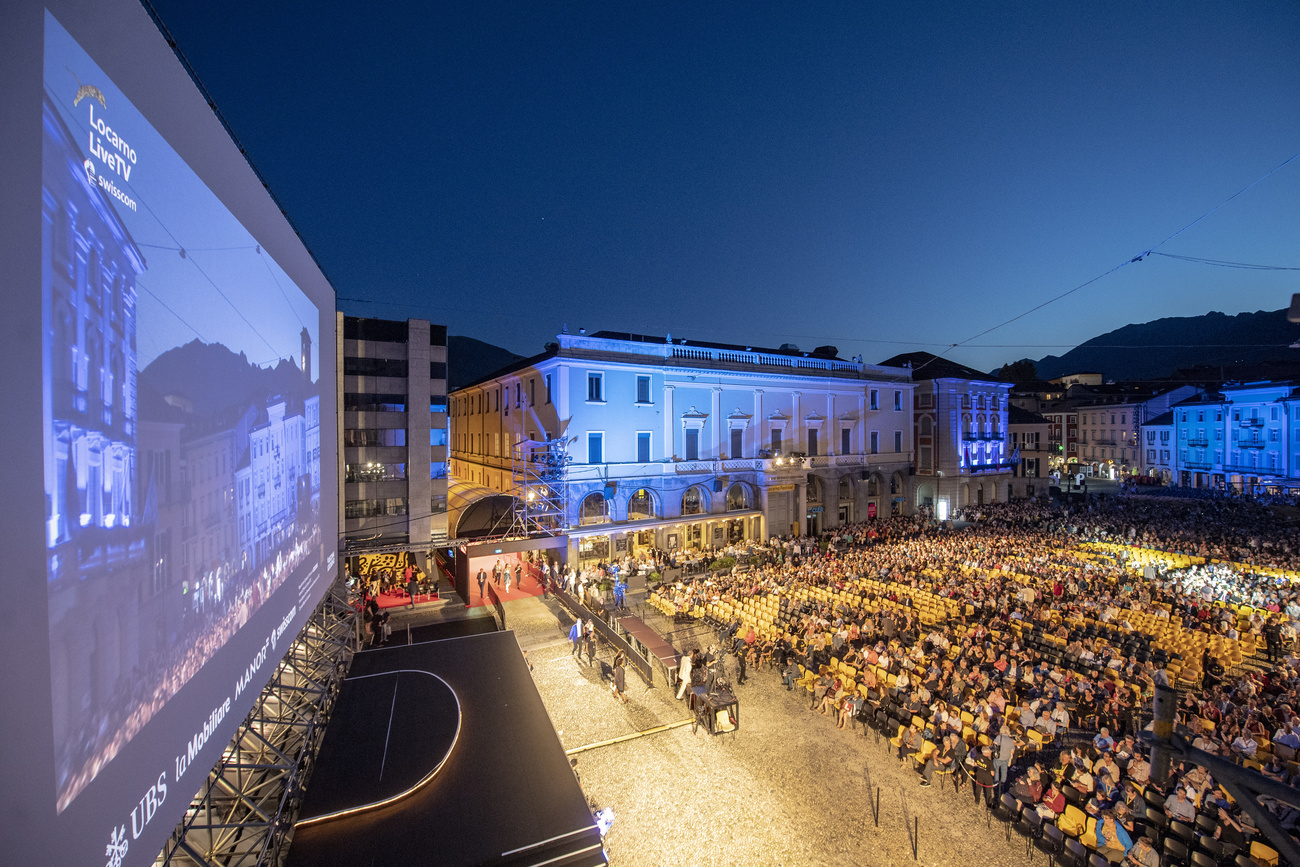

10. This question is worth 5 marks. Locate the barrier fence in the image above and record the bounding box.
[484,583,506,631]
[552,587,658,686]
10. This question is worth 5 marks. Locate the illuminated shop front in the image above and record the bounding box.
[569,482,764,565]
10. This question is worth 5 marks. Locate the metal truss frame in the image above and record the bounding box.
[1146,682,1300,866]
[156,579,358,867]
[510,436,573,537]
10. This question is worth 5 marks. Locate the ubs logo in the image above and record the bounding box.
[103,771,168,864]
[104,824,128,867]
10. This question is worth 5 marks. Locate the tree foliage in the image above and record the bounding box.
[997,358,1038,382]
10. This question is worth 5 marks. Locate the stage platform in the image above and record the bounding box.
[288,630,606,867]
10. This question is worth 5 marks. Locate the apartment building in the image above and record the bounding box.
[337,314,448,551]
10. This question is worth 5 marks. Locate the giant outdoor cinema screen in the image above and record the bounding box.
[0,2,339,865]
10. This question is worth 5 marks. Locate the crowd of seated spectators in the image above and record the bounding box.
[650,494,1300,865]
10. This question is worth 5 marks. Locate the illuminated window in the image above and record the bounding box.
[682,486,705,515]
[628,488,657,520]
[580,492,609,525]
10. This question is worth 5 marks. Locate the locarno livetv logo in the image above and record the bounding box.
[68,68,139,212]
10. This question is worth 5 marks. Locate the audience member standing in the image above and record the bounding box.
[612,655,628,703]
[677,651,694,700]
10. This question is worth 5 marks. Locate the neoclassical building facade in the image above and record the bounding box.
[881,352,1014,515]
[450,331,916,565]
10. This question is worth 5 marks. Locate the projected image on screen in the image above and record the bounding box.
[41,14,322,812]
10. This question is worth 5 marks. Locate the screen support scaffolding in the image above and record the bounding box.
[156,579,359,867]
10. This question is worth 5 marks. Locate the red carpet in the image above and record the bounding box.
[365,591,440,610]
[468,563,547,608]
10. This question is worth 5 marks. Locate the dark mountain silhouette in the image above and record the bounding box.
[449,335,525,391]
[1018,309,1300,382]
[138,340,309,420]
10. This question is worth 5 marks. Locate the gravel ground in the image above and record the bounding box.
[503,595,1045,867]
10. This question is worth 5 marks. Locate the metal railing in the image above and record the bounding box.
[674,345,861,373]
[552,587,655,686]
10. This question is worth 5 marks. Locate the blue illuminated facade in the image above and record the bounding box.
[1172,382,1300,494]
[880,352,1013,514]
[451,331,916,563]
[42,94,144,549]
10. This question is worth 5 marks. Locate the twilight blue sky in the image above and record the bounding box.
[147,1,1300,374]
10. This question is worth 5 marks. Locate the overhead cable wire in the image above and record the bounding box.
[913,146,1300,374]
[136,278,210,343]
[182,248,283,360]
[256,245,308,330]
[1149,252,1300,271]
[136,242,258,253]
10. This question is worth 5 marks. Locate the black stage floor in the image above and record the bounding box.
[407,615,498,644]
[288,630,605,867]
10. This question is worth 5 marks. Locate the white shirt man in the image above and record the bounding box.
[1231,733,1258,759]
[1274,723,1300,749]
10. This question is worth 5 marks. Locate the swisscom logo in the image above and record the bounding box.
[68,67,139,212]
